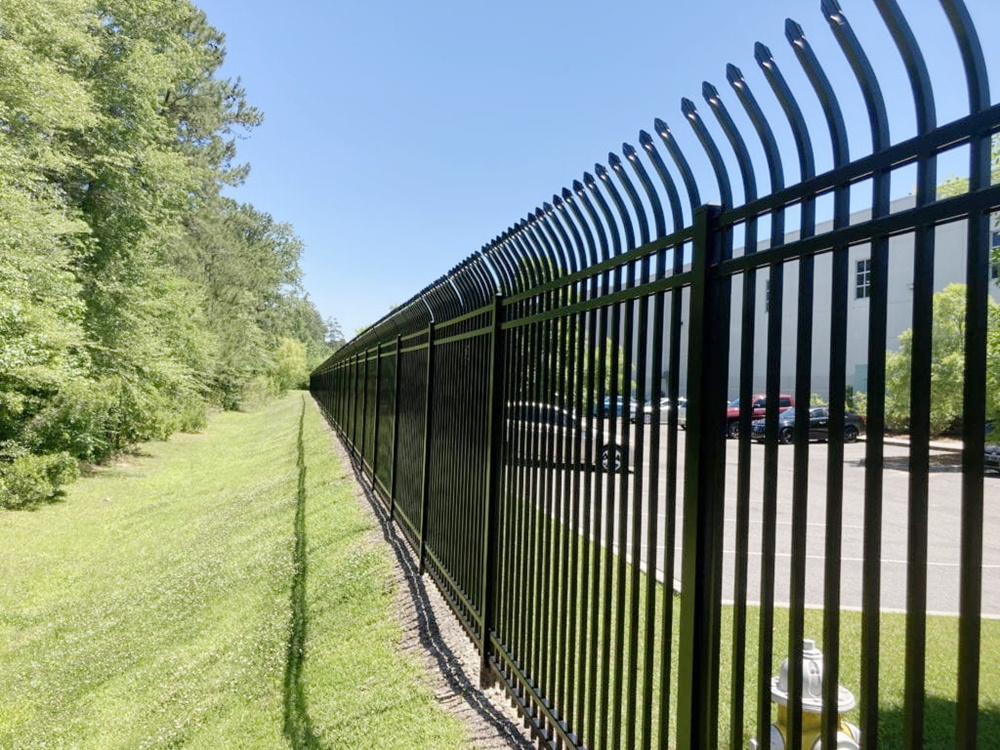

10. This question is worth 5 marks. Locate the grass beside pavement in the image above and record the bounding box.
[0,393,467,750]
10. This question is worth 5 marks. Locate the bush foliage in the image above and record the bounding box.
[0,0,342,507]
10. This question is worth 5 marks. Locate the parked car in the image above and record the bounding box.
[633,396,687,424]
[727,394,794,439]
[986,443,1000,473]
[508,402,626,472]
[986,423,1000,473]
[750,406,865,444]
[592,396,637,418]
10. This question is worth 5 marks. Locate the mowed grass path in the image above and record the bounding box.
[0,394,467,750]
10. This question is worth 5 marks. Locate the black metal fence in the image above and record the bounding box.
[311,1,999,747]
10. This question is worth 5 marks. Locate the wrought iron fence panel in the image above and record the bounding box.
[309,1,1000,747]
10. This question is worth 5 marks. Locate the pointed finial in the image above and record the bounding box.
[785,18,806,46]
[622,142,638,161]
[726,63,745,87]
[681,97,699,120]
[754,41,774,66]
[653,117,671,137]
[703,81,720,103]
[595,163,610,180]
[821,0,843,21]
[583,172,597,188]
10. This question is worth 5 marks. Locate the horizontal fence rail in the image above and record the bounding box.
[312,1,999,747]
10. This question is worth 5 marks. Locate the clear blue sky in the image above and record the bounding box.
[193,0,999,338]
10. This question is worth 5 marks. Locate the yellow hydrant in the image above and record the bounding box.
[749,638,861,750]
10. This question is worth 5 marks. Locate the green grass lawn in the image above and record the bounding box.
[0,393,467,750]
[507,505,1000,749]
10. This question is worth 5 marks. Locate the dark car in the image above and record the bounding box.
[986,444,1000,473]
[750,406,865,444]
[508,402,626,472]
[987,423,1000,473]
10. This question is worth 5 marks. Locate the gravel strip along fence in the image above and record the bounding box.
[321,419,535,750]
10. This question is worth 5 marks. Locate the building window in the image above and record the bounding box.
[856,258,872,299]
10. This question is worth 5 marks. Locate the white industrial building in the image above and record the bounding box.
[647,195,999,401]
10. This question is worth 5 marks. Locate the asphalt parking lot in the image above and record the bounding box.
[541,424,1000,616]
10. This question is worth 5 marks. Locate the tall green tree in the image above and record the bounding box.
[0,0,333,507]
[885,283,1000,434]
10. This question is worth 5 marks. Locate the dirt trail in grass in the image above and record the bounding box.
[313,412,534,750]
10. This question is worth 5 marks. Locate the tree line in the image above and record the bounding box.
[1,0,342,507]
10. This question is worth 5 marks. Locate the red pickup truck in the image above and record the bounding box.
[726,394,794,438]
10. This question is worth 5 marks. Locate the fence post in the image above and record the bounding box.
[676,204,729,750]
[480,294,505,687]
[371,341,382,490]
[360,348,369,470]
[389,334,402,521]
[350,353,360,458]
[418,322,436,574]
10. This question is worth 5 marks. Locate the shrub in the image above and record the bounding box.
[0,448,79,509]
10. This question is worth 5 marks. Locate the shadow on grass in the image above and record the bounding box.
[338,447,534,749]
[876,695,1000,749]
[283,398,330,750]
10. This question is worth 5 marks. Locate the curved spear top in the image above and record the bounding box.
[468,252,499,304]
[586,169,624,258]
[562,186,599,269]
[447,258,473,310]
[597,160,636,251]
[755,41,815,185]
[874,0,936,208]
[482,241,513,296]
[624,141,666,239]
[499,230,533,293]
[822,0,889,155]
[726,63,785,198]
[500,235,530,294]
[681,96,733,209]
[610,149,650,246]
[534,205,565,278]
[574,178,610,265]
[552,192,587,273]
[654,117,701,214]
[940,0,989,117]
[544,198,580,275]
[527,209,561,282]
[515,218,549,286]
[638,130,684,234]
[703,81,757,205]
[786,19,849,168]
[448,258,479,315]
